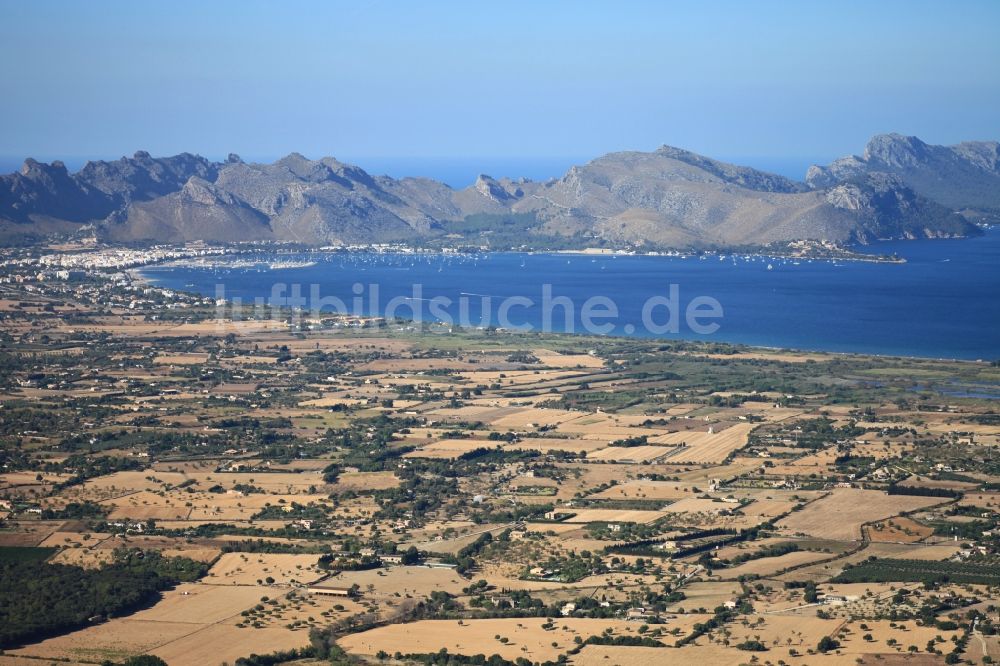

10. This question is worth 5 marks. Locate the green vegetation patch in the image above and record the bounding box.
[0,546,58,563]
[833,558,1000,586]
[0,548,207,649]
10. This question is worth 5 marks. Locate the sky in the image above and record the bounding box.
[1,0,999,184]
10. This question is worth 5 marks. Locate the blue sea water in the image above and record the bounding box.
[141,229,1000,360]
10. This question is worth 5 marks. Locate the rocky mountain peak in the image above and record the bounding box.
[180,176,236,206]
[811,133,1000,216]
[862,134,931,168]
[275,153,343,183]
[649,144,806,193]
[474,174,522,202]
[20,158,68,178]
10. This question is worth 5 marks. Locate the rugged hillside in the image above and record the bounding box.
[507,147,970,246]
[808,134,1000,221]
[0,140,984,247]
[0,159,112,226]
[76,151,219,203]
[106,177,273,244]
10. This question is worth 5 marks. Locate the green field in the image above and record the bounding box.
[833,558,1000,586]
[0,546,58,563]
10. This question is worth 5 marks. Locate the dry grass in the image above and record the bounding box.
[725,611,841,647]
[315,566,468,599]
[531,350,605,369]
[0,471,71,489]
[152,623,307,665]
[8,584,305,665]
[836,619,960,657]
[669,581,742,612]
[140,583,267,623]
[36,531,111,548]
[101,490,192,520]
[586,445,679,463]
[11,619,202,663]
[590,479,691,500]
[153,352,210,365]
[560,508,667,524]
[403,439,495,459]
[957,491,1000,510]
[204,553,326,585]
[717,550,831,578]
[339,618,644,662]
[572,645,738,666]
[777,489,943,541]
[298,395,368,408]
[330,471,399,492]
[491,408,584,429]
[49,547,117,569]
[867,516,934,543]
[160,547,223,563]
[661,497,734,514]
[504,437,609,455]
[657,423,754,464]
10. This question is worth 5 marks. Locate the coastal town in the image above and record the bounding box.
[0,235,906,286]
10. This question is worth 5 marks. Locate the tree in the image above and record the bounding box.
[401,546,420,565]
[122,657,168,666]
[1,553,206,649]
[817,636,840,652]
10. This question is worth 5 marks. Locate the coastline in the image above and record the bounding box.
[122,261,995,365]
[108,228,999,362]
[125,243,906,271]
[49,226,990,272]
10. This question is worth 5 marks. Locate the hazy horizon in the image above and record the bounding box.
[2,1,998,163]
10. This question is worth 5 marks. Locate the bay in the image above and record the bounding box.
[140,229,1000,360]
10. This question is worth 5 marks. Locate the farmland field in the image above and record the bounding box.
[339,618,648,661]
[657,423,755,464]
[718,549,832,578]
[204,553,326,585]
[777,489,944,541]
[585,444,678,463]
[2,263,999,666]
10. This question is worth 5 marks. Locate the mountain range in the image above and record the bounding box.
[807,134,1000,223]
[1,134,994,249]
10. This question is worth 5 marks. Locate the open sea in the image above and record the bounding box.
[140,228,1000,361]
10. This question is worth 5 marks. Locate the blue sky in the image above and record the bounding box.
[1,0,998,181]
